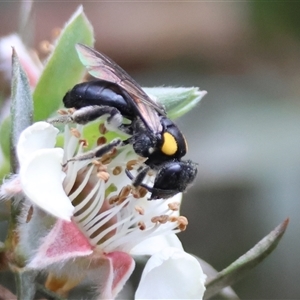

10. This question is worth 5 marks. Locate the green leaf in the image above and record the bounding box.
[204,218,289,300]
[33,5,94,121]
[10,48,33,173]
[143,87,207,119]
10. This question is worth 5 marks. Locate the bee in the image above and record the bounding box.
[60,44,197,200]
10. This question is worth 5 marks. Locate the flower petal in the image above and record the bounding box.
[17,121,59,166]
[20,147,74,220]
[135,247,206,299]
[130,234,183,256]
[28,220,93,269]
[106,251,135,298]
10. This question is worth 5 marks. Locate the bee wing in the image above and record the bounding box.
[76,44,166,132]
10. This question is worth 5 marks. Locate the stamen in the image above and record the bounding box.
[169,216,188,231]
[177,216,188,231]
[108,195,119,205]
[112,166,122,176]
[99,123,107,135]
[138,221,146,230]
[58,109,68,115]
[68,108,76,114]
[70,127,81,138]
[87,199,131,245]
[97,136,107,146]
[79,139,88,147]
[132,186,148,199]
[151,215,169,224]
[135,206,144,215]
[126,160,139,170]
[58,120,185,256]
[168,202,180,211]
[73,180,103,221]
[119,185,131,198]
[68,165,95,201]
[100,153,113,165]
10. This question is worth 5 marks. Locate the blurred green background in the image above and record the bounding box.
[0,2,300,299]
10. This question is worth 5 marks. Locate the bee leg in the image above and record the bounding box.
[48,105,123,126]
[73,106,123,126]
[47,114,74,124]
[118,124,133,135]
[63,138,122,167]
[125,166,150,188]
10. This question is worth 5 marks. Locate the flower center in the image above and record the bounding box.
[61,123,188,253]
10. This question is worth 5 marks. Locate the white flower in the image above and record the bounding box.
[136,247,206,299]
[2,121,206,299]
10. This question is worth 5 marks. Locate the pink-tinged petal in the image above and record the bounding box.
[28,220,93,269]
[20,147,74,220]
[130,234,183,256]
[107,252,135,298]
[135,247,206,299]
[17,122,59,166]
[92,251,135,299]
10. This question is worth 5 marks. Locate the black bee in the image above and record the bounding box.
[60,44,197,200]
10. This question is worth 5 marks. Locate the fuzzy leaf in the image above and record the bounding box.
[143,87,207,120]
[10,48,33,173]
[33,6,94,121]
[204,218,289,299]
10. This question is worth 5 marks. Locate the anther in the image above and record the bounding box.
[119,185,131,198]
[135,206,145,215]
[108,195,119,205]
[79,139,88,147]
[169,216,178,222]
[97,136,107,146]
[112,166,122,176]
[117,196,128,205]
[68,108,76,114]
[70,128,81,138]
[138,221,146,230]
[168,202,180,211]
[151,215,169,224]
[137,186,148,198]
[97,171,110,182]
[58,109,68,115]
[126,160,139,170]
[100,154,113,165]
[177,216,188,231]
[99,123,107,135]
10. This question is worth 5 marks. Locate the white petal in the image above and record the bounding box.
[135,247,206,299]
[130,234,183,256]
[17,122,59,166]
[20,148,74,221]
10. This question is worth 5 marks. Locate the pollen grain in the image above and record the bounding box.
[112,166,122,176]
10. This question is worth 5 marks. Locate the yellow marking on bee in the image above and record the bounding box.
[161,132,178,155]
